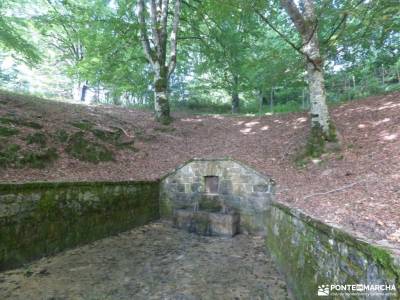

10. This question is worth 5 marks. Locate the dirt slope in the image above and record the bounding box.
[0,90,399,246]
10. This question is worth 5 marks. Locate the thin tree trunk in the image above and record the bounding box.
[258,90,264,115]
[232,92,239,114]
[231,75,239,113]
[270,87,274,113]
[80,83,88,102]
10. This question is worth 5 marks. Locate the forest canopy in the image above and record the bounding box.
[0,0,399,120]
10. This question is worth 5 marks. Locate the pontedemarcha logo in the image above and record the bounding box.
[317,285,330,296]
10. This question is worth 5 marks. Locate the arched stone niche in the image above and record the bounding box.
[160,158,275,234]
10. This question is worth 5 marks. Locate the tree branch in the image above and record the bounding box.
[303,180,366,201]
[150,0,161,57]
[168,0,181,78]
[137,0,155,65]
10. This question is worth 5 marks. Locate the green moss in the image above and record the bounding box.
[26,132,47,146]
[368,245,400,282]
[0,144,21,167]
[55,129,69,143]
[20,148,58,168]
[295,122,341,165]
[70,120,93,130]
[154,126,176,133]
[66,131,114,163]
[0,125,19,137]
[0,181,159,271]
[0,116,42,129]
[199,196,223,212]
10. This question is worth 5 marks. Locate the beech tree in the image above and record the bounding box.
[137,0,181,124]
[279,0,333,139]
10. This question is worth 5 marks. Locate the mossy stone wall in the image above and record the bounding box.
[265,202,400,299]
[0,181,159,271]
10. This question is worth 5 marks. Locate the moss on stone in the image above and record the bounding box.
[265,203,400,300]
[0,181,160,271]
[368,245,400,282]
[66,131,114,163]
[295,122,341,166]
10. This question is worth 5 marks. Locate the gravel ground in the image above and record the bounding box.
[0,222,290,300]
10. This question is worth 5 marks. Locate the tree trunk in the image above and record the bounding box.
[154,66,171,124]
[306,60,330,132]
[231,75,240,113]
[270,87,274,113]
[232,91,239,114]
[281,0,333,139]
[80,83,88,102]
[137,0,181,124]
[258,90,264,114]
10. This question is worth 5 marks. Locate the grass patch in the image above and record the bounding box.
[21,148,58,168]
[26,132,47,146]
[0,143,58,168]
[0,116,42,129]
[55,129,69,143]
[0,125,19,137]
[0,144,21,167]
[70,120,94,130]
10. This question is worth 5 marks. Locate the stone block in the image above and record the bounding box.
[173,209,239,237]
[219,180,233,194]
[253,184,270,193]
[198,194,223,212]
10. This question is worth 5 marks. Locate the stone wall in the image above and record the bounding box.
[265,201,400,299]
[160,158,274,234]
[0,181,159,270]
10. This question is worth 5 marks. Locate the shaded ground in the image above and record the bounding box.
[0,90,399,246]
[0,222,289,300]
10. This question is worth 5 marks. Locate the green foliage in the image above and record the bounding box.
[0,0,398,118]
[66,131,114,163]
[0,0,41,63]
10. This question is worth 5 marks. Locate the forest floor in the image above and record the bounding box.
[0,90,399,247]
